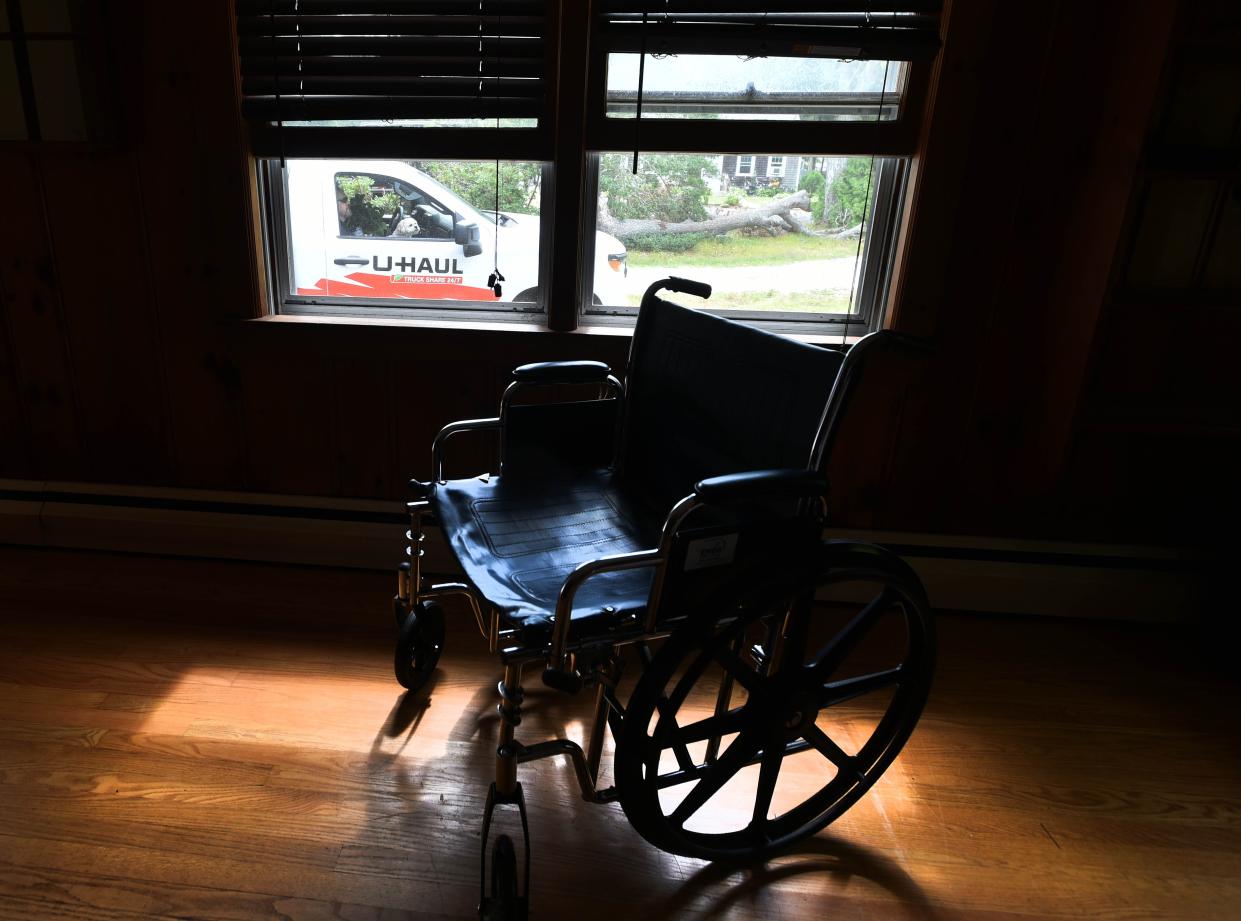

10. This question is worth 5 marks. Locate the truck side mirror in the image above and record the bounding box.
[453,218,483,257]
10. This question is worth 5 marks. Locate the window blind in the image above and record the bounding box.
[235,0,550,157]
[595,2,942,61]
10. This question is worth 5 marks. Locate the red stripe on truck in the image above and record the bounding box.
[296,273,498,301]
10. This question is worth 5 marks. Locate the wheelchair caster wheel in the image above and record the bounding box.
[394,599,445,692]
[479,834,526,920]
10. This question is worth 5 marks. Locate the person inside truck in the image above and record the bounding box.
[336,190,363,237]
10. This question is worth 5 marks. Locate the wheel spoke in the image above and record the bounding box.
[809,588,893,679]
[712,643,765,694]
[750,739,784,832]
[820,666,902,707]
[668,731,758,827]
[804,724,865,782]
[656,699,696,771]
[673,706,749,747]
[664,638,730,716]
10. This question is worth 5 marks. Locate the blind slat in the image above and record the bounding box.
[602,13,939,28]
[603,25,940,60]
[595,1,941,12]
[237,15,544,38]
[240,55,544,78]
[237,0,543,15]
[597,3,941,61]
[242,96,541,121]
[237,36,544,58]
[247,124,550,160]
[242,75,543,98]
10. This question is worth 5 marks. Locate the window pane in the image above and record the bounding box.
[592,153,887,316]
[282,158,545,307]
[21,0,75,32]
[1202,183,1241,292]
[1126,179,1216,290]
[28,39,87,141]
[0,43,27,140]
[606,54,905,121]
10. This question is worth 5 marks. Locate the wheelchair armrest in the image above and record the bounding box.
[430,416,502,482]
[694,468,826,505]
[512,360,611,384]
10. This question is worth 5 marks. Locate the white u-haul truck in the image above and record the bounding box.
[286,159,629,307]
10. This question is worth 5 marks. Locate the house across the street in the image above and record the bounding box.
[720,153,804,191]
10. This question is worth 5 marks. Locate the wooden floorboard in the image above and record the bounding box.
[0,546,1237,920]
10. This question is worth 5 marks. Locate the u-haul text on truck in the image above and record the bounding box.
[286,160,629,306]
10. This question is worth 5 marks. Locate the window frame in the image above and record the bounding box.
[262,158,556,323]
[244,5,939,333]
[579,153,908,337]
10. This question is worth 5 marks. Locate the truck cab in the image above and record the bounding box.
[285,159,628,308]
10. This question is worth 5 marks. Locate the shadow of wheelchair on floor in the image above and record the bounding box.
[657,834,937,921]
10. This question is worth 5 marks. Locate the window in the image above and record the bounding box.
[589,152,907,326]
[1,0,100,142]
[269,158,553,313]
[239,4,941,329]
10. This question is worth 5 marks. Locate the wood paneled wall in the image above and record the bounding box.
[1,0,1235,551]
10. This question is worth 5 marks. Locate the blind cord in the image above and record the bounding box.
[489,6,505,297]
[633,8,649,174]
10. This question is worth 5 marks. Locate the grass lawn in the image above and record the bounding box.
[624,288,854,313]
[627,231,859,268]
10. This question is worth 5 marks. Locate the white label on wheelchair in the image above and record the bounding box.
[684,533,739,571]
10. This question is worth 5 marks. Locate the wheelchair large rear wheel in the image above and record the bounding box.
[614,543,934,861]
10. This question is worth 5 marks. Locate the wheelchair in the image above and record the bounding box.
[392,278,936,919]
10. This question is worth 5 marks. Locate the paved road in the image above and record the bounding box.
[626,255,859,296]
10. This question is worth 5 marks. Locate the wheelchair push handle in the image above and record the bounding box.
[644,276,712,302]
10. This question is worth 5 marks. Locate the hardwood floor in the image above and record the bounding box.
[0,546,1237,920]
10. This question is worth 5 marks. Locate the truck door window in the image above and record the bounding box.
[334,172,456,241]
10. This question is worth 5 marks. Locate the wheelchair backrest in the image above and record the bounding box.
[618,296,846,515]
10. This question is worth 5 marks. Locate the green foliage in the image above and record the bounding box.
[336,175,400,236]
[599,154,717,223]
[624,231,711,253]
[754,186,783,198]
[417,161,542,215]
[722,193,741,208]
[797,171,825,195]
[824,157,874,228]
[798,170,827,224]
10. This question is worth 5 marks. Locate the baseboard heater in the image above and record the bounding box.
[0,479,1201,622]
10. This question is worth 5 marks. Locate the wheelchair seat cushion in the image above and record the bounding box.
[432,469,659,645]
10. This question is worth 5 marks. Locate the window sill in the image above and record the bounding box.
[252,312,634,337]
[240,312,864,355]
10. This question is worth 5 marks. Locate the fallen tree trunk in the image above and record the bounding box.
[599,189,813,241]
